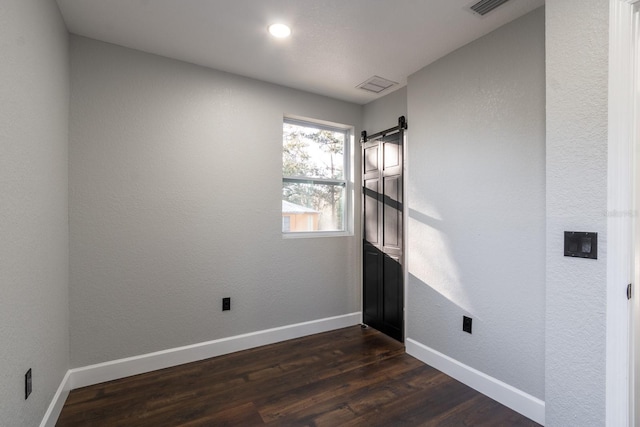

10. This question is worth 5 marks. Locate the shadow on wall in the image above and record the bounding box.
[407,207,476,318]
[407,273,481,328]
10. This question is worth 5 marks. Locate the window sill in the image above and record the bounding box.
[283,231,353,239]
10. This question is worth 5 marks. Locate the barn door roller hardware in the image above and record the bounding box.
[361,116,407,143]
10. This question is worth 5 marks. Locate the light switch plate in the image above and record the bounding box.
[564,231,597,259]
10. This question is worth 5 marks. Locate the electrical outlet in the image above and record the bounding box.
[462,316,472,334]
[25,369,32,400]
[222,297,231,311]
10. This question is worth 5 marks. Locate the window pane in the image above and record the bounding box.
[283,123,344,180]
[282,182,345,232]
[282,216,291,232]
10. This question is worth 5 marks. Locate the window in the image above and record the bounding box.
[282,118,351,235]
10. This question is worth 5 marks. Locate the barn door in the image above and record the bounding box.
[362,117,406,342]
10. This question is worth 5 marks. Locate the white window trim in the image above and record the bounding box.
[282,116,354,238]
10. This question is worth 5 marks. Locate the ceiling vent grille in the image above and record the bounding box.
[357,76,398,94]
[469,0,511,16]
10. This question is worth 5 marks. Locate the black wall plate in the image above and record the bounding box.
[564,231,597,259]
[462,316,472,334]
[25,368,32,400]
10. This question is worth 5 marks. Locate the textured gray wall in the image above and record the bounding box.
[406,8,546,399]
[69,36,363,367]
[362,87,407,133]
[0,0,69,425]
[545,0,609,425]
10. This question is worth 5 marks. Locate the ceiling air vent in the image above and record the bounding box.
[357,76,397,94]
[469,0,511,16]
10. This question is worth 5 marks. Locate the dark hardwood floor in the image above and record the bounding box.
[56,326,540,426]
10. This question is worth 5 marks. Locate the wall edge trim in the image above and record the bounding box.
[607,1,638,424]
[405,337,545,426]
[39,370,72,427]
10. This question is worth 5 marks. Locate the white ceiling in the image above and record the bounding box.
[55,0,544,105]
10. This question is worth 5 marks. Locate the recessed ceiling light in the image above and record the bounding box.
[268,23,291,38]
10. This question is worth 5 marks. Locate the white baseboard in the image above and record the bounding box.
[68,312,361,390]
[405,338,545,426]
[39,370,72,427]
[41,312,360,426]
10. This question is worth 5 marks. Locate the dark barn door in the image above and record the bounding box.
[362,117,405,342]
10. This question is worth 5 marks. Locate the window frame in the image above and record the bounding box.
[282,116,354,238]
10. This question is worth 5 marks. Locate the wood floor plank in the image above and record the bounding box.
[56,326,541,427]
[267,366,436,426]
[257,357,430,423]
[176,402,265,427]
